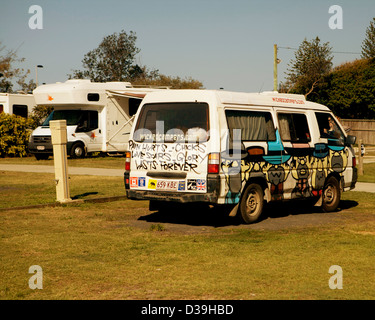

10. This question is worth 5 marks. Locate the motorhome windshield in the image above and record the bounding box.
[42,110,90,127]
[133,102,209,143]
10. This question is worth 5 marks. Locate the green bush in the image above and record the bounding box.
[0,113,30,157]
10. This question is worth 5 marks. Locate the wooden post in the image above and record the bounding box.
[358,139,364,176]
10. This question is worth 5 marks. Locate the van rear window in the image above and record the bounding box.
[134,103,209,142]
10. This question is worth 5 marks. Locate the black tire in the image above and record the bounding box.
[322,176,341,212]
[70,142,85,159]
[239,183,264,224]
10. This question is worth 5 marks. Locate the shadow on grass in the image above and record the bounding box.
[138,199,359,228]
[72,192,99,200]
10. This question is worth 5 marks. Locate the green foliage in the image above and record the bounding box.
[0,113,30,157]
[69,30,144,82]
[132,74,204,89]
[28,105,54,129]
[283,37,333,97]
[309,58,375,119]
[69,29,203,88]
[361,17,375,59]
[0,42,31,93]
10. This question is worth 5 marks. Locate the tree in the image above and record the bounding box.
[69,30,204,88]
[28,105,54,129]
[0,42,30,93]
[69,30,146,82]
[131,73,204,89]
[361,17,375,59]
[283,37,333,97]
[309,58,375,119]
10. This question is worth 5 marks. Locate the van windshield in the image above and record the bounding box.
[134,102,209,142]
[42,110,84,126]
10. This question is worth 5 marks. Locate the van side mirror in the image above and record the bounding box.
[345,135,356,146]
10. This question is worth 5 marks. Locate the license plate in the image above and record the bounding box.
[156,180,178,191]
[37,146,45,151]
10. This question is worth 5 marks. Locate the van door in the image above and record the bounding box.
[223,107,280,202]
[275,110,314,198]
[129,102,210,196]
[314,112,355,190]
[75,110,102,152]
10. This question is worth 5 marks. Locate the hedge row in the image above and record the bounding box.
[0,113,31,157]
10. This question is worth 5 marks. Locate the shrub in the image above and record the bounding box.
[0,113,31,157]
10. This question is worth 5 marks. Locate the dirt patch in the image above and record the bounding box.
[125,199,359,234]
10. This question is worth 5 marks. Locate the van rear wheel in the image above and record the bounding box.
[322,176,341,212]
[239,183,264,224]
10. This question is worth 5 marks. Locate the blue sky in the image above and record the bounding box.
[1,0,374,92]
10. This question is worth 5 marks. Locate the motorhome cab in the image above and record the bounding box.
[29,79,164,160]
[124,90,357,223]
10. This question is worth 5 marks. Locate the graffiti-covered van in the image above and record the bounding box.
[124,90,357,223]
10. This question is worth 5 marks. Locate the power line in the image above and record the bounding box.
[278,46,360,55]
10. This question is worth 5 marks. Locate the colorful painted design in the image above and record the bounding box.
[222,141,351,204]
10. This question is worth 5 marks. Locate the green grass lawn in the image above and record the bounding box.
[0,154,125,169]
[0,171,125,208]
[0,168,375,299]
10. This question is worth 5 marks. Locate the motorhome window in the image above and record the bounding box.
[12,105,28,118]
[42,110,85,126]
[76,111,98,132]
[134,103,209,142]
[0,105,3,113]
[129,98,141,116]
[278,113,311,143]
[315,112,344,145]
[87,93,100,101]
[225,110,276,141]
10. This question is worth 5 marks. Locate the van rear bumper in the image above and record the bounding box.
[124,173,220,204]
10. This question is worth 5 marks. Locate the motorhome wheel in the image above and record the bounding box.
[70,142,86,159]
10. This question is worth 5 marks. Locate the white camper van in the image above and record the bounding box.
[0,92,35,118]
[29,79,165,160]
[124,90,358,224]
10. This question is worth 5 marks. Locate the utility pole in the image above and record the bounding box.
[273,44,278,92]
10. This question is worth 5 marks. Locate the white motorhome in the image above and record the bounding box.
[0,92,35,118]
[29,79,165,160]
[124,89,358,224]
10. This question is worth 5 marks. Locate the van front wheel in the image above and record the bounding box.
[239,183,264,224]
[322,176,341,212]
[70,142,86,159]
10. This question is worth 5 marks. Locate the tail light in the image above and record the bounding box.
[125,151,131,171]
[208,153,220,174]
[352,156,356,168]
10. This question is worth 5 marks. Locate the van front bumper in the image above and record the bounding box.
[28,141,53,155]
[124,173,220,204]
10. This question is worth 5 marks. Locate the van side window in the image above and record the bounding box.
[278,113,311,143]
[225,110,276,141]
[315,112,344,145]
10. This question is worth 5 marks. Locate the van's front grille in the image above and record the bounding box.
[33,136,51,144]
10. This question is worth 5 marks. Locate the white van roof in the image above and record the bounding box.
[140,89,330,112]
